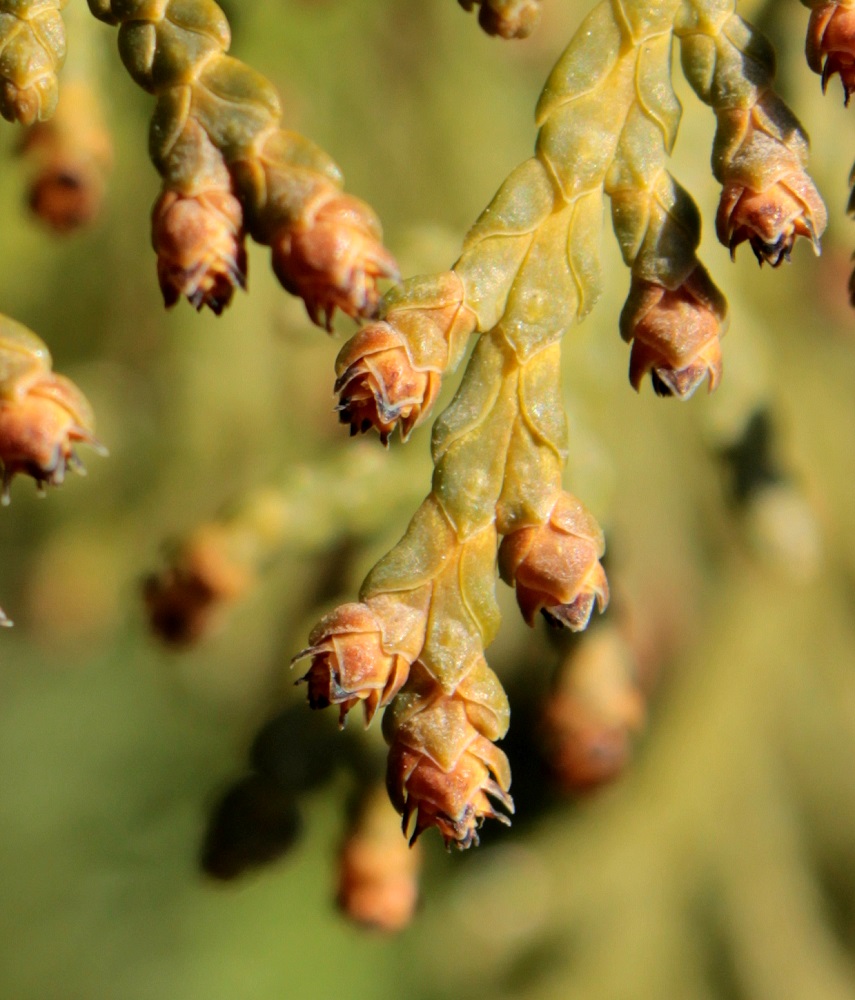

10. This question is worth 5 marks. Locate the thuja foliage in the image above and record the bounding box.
[298,0,848,850]
[0,0,853,930]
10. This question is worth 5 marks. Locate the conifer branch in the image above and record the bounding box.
[86,0,398,321]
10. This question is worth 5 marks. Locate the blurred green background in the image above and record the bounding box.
[1,1,855,997]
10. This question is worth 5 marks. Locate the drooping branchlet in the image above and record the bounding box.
[292,0,832,849]
[88,0,397,324]
[676,14,828,266]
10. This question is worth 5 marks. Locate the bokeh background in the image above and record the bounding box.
[1,1,855,997]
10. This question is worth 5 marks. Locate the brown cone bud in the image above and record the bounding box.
[152,188,247,316]
[334,321,442,444]
[715,97,827,267]
[621,268,727,399]
[337,788,421,932]
[0,373,101,503]
[383,662,513,848]
[388,742,512,849]
[20,81,113,235]
[270,192,399,330]
[386,701,513,849]
[541,628,645,793]
[499,491,608,630]
[459,0,541,38]
[295,596,427,726]
[28,160,105,234]
[717,175,826,267]
[143,524,255,647]
[807,3,855,103]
